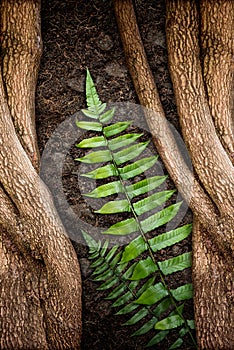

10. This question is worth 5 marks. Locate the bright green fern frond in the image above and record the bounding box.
[76,70,196,349]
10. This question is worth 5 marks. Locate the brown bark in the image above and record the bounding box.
[200,0,234,157]
[192,218,234,349]
[0,1,82,349]
[166,0,234,217]
[0,0,42,168]
[113,0,234,348]
[192,2,234,348]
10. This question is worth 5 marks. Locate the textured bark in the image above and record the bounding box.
[0,1,82,349]
[193,218,234,349]
[0,0,42,168]
[114,0,234,348]
[200,0,234,157]
[192,2,234,348]
[166,0,234,217]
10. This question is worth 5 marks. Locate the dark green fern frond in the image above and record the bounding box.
[76,70,196,349]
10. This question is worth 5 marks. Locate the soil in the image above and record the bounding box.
[36,0,195,349]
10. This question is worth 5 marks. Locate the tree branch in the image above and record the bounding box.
[192,217,234,348]
[166,0,234,216]
[0,0,42,170]
[200,0,234,158]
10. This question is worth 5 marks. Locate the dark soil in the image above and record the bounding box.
[36,0,195,349]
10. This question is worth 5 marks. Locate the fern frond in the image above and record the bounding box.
[76,70,196,349]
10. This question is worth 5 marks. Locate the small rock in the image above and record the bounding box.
[96,33,113,51]
[79,257,92,277]
[147,30,166,48]
[172,245,180,254]
[105,61,128,78]
[97,300,112,317]
[67,75,85,92]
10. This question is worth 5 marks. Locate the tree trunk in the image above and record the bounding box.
[166,2,234,348]
[0,1,82,349]
[113,0,234,348]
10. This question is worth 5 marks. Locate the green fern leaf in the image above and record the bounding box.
[95,199,130,214]
[75,120,102,131]
[99,107,115,123]
[92,261,109,275]
[81,109,101,119]
[103,121,131,137]
[108,133,143,151]
[126,175,167,199]
[149,224,192,252]
[81,164,118,179]
[123,308,149,326]
[102,217,138,235]
[155,315,185,330]
[146,305,185,347]
[113,141,149,165]
[171,283,193,301]
[118,156,159,180]
[136,277,156,296]
[146,330,169,347]
[179,327,189,337]
[121,263,137,280]
[85,180,123,198]
[109,251,123,268]
[90,257,104,268]
[104,245,119,262]
[120,236,147,263]
[132,317,158,336]
[115,277,155,316]
[129,257,158,280]
[112,291,134,308]
[133,190,176,216]
[97,275,119,290]
[187,320,195,329]
[89,251,100,259]
[92,268,114,281]
[112,281,139,307]
[152,297,172,318]
[100,239,109,256]
[105,282,127,300]
[76,136,106,148]
[169,338,184,349]
[115,261,129,275]
[141,202,182,233]
[82,230,100,251]
[158,252,192,275]
[85,69,104,115]
[115,302,139,315]
[76,149,112,164]
[135,282,168,305]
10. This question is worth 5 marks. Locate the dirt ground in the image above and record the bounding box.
[36,0,195,349]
